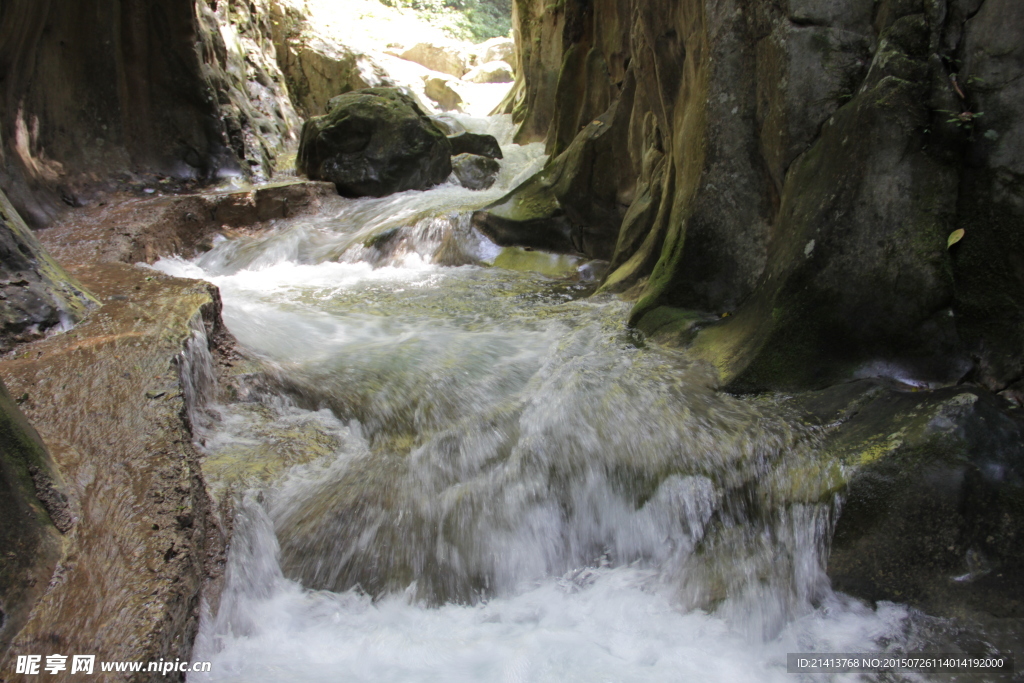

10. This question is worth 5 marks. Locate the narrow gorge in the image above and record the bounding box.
[1,0,1023,681]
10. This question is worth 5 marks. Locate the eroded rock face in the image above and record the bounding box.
[498,0,1024,392]
[0,0,301,227]
[0,190,97,353]
[0,378,68,656]
[270,4,394,118]
[297,89,453,197]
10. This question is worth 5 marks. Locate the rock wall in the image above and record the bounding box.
[269,1,394,119]
[0,0,299,227]
[499,0,1024,392]
[0,378,69,657]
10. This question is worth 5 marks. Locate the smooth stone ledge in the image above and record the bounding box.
[0,259,234,681]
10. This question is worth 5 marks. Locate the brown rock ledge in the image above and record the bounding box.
[0,181,331,680]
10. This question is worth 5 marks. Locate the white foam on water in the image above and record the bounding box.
[157,133,976,683]
[189,493,913,683]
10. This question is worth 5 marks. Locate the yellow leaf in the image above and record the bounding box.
[947,229,965,249]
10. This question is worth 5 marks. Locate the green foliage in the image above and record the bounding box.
[376,0,512,41]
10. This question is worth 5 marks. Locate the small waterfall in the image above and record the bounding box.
[179,314,218,434]
[155,112,960,682]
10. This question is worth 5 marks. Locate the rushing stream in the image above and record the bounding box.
[153,115,995,682]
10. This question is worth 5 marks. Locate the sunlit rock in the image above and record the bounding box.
[463,60,514,84]
[400,42,468,78]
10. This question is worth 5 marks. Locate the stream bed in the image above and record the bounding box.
[152,115,1005,682]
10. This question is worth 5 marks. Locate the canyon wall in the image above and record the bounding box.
[0,0,299,227]
[497,0,1024,392]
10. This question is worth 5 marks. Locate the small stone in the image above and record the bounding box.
[452,154,500,191]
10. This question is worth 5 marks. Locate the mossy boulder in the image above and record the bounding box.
[297,88,453,198]
[796,381,1024,618]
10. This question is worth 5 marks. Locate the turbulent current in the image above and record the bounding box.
[154,115,975,682]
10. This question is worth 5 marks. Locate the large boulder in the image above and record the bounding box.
[274,29,393,118]
[480,36,515,66]
[297,88,453,198]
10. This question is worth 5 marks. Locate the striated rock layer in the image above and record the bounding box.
[495,0,1024,393]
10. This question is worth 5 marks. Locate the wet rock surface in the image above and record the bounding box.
[38,181,337,266]
[793,380,1024,620]
[448,132,503,160]
[0,257,232,682]
[452,154,501,190]
[298,88,454,197]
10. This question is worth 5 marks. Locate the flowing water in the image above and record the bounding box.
[153,115,1001,682]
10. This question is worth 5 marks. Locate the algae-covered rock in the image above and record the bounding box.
[452,154,500,190]
[798,381,1024,618]
[471,168,575,254]
[0,189,97,352]
[297,88,453,198]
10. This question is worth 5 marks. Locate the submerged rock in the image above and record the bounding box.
[448,132,503,160]
[452,154,500,190]
[297,88,453,198]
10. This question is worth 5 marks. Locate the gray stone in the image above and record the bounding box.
[452,154,500,190]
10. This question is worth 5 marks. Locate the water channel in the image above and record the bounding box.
[153,115,996,683]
